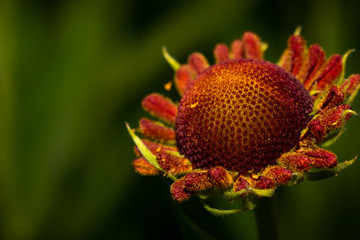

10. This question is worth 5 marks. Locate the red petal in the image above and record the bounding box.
[175,65,195,96]
[318,86,345,110]
[142,93,177,124]
[207,166,233,188]
[314,54,343,90]
[278,152,312,172]
[242,32,262,60]
[132,157,160,176]
[156,151,192,175]
[233,177,249,192]
[188,52,209,74]
[214,43,230,63]
[262,166,293,185]
[289,35,306,76]
[251,176,275,189]
[308,104,353,142]
[170,178,191,202]
[184,171,212,192]
[302,149,337,168]
[303,44,326,88]
[340,74,360,96]
[139,118,175,141]
[231,39,243,59]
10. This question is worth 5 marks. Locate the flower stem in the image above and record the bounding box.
[254,196,280,240]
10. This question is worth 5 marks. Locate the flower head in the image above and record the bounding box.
[127,28,359,215]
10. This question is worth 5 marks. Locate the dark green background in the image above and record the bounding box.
[0,0,359,239]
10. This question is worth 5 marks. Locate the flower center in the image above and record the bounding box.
[175,59,313,173]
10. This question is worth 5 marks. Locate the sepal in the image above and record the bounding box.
[126,122,162,171]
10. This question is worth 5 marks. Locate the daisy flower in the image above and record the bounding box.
[126,28,359,215]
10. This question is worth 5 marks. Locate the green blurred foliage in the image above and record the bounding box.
[0,0,359,239]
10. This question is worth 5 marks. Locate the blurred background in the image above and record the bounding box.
[0,0,360,239]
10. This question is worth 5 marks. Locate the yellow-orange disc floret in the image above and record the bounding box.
[176,59,314,173]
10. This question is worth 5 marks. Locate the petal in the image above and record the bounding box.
[279,35,307,76]
[278,152,312,172]
[132,157,160,176]
[214,43,230,63]
[302,44,326,88]
[340,74,360,97]
[317,86,345,110]
[308,104,353,142]
[278,49,291,72]
[207,166,233,189]
[289,35,307,76]
[231,39,243,59]
[175,65,195,96]
[156,151,192,175]
[184,171,212,192]
[262,166,293,185]
[170,178,191,202]
[188,52,210,74]
[301,149,337,168]
[313,54,343,91]
[250,176,275,189]
[142,93,177,124]
[242,32,263,60]
[139,118,175,141]
[233,176,249,192]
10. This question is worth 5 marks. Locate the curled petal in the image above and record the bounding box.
[318,86,345,110]
[139,118,175,141]
[208,166,233,189]
[242,32,263,60]
[340,74,360,101]
[233,176,249,192]
[231,39,243,59]
[307,119,326,142]
[171,168,234,202]
[156,151,192,175]
[300,44,326,85]
[288,35,307,77]
[184,171,212,192]
[278,152,311,172]
[170,178,191,202]
[278,49,291,72]
[214,43,230,63]
[250,176,275,189]
[320,104,353,130]
[262,166,293,185]
[132,157,160,176]
[308,104,353,142]
[313,54,343,91]
[142,93,177,124]
[300,149,337,168]
[188,52,210,74]
[175,65,196,96]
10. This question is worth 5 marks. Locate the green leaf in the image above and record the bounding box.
[200,200,246,216]
[336,49,355,86]
[125,122,162,171]
[223,189,247,199]
[251,188,275,198]
[162,46,181,71]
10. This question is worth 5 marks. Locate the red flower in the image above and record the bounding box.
[127,28,358,214]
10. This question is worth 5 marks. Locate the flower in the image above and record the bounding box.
[126,28,359,215]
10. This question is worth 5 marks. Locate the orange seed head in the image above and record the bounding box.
[175,59,313,173]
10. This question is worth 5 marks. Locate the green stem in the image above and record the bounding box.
[254,196,280,240]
